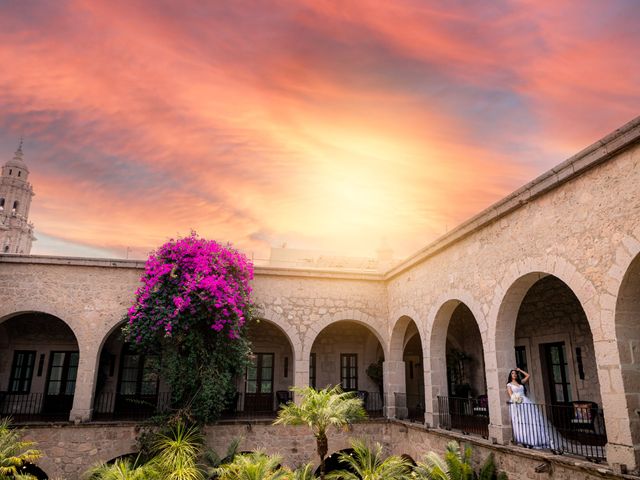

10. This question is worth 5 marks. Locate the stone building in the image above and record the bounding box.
[1,116,640,479]
[0,140,35,254]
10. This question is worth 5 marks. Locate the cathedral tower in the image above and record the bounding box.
[0,140,36,254]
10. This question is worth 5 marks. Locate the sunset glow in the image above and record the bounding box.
[0,1,638,259]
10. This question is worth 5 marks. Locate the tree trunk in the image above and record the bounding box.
[317,432,328,480]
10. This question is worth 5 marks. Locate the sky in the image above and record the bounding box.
[0,0,638,261]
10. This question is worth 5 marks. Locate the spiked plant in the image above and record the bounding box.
[84,457,158,480]
[413,441,474,480]
[213,452,288,480]
[325,440,412,480]
[151,421,205,480]
[287,463,316,480]
[0,417,41,480]
[274,386,366,480]
[203,437,242,477]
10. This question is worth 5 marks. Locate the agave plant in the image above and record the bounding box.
[84,457,158,480]
[0,417,41,480]
[413,441,474,480]
[150,420,205,480]
[213,451,288,480]
[325,440,412,480]
[274,386,366,480]
[286,463,316,480]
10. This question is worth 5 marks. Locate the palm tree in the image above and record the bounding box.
[287,463,315,480]
[325,440,412,480]
[84,457,158,480]
[0,417,41,480]
[413,441,474,480]
[151,420,205,480]
[213,452,288,480]
[203,437,242,478]
[274,386,367,480]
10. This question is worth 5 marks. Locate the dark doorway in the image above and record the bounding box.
[541,342,572,404]
[44,351,79,417]
[245,353,274,412]
[115,344,159,418]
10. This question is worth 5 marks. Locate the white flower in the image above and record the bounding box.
[511,393,523,404]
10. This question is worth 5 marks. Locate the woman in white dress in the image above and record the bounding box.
[507,368,553,449]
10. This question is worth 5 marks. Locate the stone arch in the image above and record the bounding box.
[302,310,388,359]
[488,257,598,434]
[0,308,78,335]
[490,259,608,452]
[0,311,80,422]
[491,255,598,344]
[425,294,487,429]
[307,315,386,411]
[244,316,297,409]
[387,314,426,421]
[389,311,426,363]
[614,249,640,467]
[258,307,302,362]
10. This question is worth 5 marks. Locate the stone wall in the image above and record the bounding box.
[22,421,630,479]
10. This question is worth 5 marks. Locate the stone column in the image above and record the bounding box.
[595,338,638,472]
[70,341,99,422]
[383,360,406,419]
[485,344,513,445]
[425,350,446,428]
[293,354,309,403]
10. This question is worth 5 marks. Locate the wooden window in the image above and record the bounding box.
[246,353,274,394]
[8,350,36,393]
[46,351,79,396]
[118,345,159,396]
[542,342,572,403]
[340,353,358,391]
[515,346,528,372]
[309,353,316,389]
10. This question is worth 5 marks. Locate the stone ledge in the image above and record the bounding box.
[0,254,385,281]
[391,420,630,479]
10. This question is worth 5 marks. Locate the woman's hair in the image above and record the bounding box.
[506,369,527,395]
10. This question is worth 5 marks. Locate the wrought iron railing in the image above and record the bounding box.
[508,401,607,461]
[355,390,384,418]
[394,392,425,423]
[0,392,72,422]
[219,390,383,420]
[220,391,291,420]
[437,396,489,438]
[92,391,172,421]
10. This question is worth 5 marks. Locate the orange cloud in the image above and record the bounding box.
[0,0,637,260]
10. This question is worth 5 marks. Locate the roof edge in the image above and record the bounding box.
[383,115,640,280]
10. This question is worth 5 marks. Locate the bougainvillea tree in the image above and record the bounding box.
[124,232,253,422]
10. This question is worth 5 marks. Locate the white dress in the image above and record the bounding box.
[508,382,553,449]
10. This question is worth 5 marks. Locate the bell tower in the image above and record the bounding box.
[0,140,36,254]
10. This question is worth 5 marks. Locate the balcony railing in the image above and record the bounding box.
[0,392,72,423]
[437,396,489,438]
[219,390,383,421]
[355,390,384,418]
[92,392,172,421]
[394,392,425,423]
[508,401,607,461]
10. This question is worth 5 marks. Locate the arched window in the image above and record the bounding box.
[8,169,12,175]
[17,171,21,177]
[12,201,18,214]
[0,198,4,210]
[3,245,9,253]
